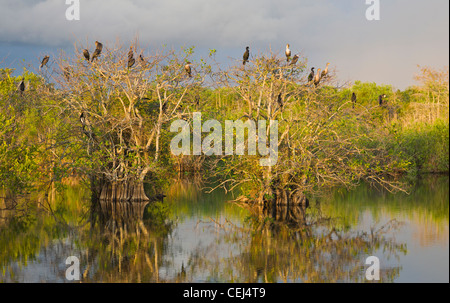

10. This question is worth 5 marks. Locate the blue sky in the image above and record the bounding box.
[0,0,448,89]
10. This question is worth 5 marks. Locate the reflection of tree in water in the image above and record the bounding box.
[182,202,406,283]
[80,199,174,282]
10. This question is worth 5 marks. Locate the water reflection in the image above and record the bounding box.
[0,176,448,282]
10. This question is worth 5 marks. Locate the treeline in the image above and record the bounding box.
[0,43,448,203]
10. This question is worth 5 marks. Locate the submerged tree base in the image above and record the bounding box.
[99,181,149,202]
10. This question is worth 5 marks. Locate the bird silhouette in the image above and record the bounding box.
[82,49,90,61]
[91,41,103,62]
[308,67,315,83]
[277,92,283,108]
[243,46,249,65]
[128,57,135,69]
[18,77,25,95]
[378,94,387,106]
[40,55,50,69]
[127,46,135,68]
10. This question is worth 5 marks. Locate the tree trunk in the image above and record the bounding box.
[99,180,149,202]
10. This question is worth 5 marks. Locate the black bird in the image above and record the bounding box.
[82,49,90,61]
[290,54,299,66]
[91,41,103,62]
[285,44,291,62]
[139,54,145,64]
[378,94,387,106]
[351,92,357,108]
[18,77,25,95]
[195,95,200,106]
[185,61,192,77]
[277,92,283,108]
[80,112,86,125]
[128,57,135,69]
[308,67,315,82]
[243,46,250,65]
[40,55,50,69]
[127,46,135,68]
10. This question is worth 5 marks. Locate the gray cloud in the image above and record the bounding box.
[0,0,448,89]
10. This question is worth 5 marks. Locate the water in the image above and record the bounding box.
[0,176,448,283]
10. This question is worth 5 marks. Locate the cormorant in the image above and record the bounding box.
[128,57,135,69]
[243,46,249,65]
[18,77,25,95]
[351,92,356,108]
[40,55,50,69]
[127,46,135,68]
[314,68,321,86]
[285,44,291,62]
[378,94,387,106]
[128,46,134,59]
[139,54,145,64]
[290,54,299,66]
[91,41,103,62]
[321,62,330,79]
[80,112,86,126]
[308,67,315,82]
[82,49,90,61]
[277,92,283,108]
[185,61,192,77]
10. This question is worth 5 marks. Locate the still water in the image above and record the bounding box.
[0,176,448,282]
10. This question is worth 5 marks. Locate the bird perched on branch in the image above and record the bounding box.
[128,57,135,69]
[128,46,134,59]
[40,55,50,69]
[127,46,135,68]
[378,94,387,106]
[82,49,90,61]
[139,54,145,64]
[91,41,103,62]
[18,77,25,95]
[351,92,357,108]
[80,112,86,126]
[285,44,291,62]
[290,54,299,66]
[185,61,192,77]
[321,62,330,79]
[277,92,283,108]
[314,68,321,86]
[243,46,250,65]
[308,67,315,83]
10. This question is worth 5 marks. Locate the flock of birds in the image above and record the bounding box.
[18,41,388,106]
[243,44,329,87]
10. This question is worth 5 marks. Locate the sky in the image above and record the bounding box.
[0,0,448,90]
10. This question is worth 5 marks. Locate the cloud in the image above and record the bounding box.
[0,0,448,89]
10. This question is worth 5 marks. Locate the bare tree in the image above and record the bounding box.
[40,42,207,202]
[208,51,406,205]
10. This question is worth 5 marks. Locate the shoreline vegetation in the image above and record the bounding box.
[0,40,448,205]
